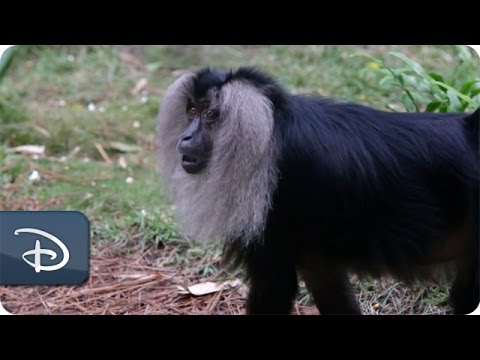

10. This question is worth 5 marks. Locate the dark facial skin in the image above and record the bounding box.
[177,98,220,174]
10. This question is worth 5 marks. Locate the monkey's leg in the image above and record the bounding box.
[300,263,361,315]
[245,255,298,315]
[450,253,479,314]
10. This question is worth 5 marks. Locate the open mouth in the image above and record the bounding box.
[182,155,198,165]
[181,155,204,174]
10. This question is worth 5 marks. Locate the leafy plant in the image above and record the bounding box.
[0,46,17,84]
[352,47,480,113]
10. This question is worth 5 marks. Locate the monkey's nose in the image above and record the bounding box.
[177,136,193,153]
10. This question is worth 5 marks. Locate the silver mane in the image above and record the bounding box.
[156,72,279,245]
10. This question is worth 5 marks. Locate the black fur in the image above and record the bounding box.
[196,67,480,315]
[193,68,231,99]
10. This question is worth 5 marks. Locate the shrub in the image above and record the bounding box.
[352,47,480,113]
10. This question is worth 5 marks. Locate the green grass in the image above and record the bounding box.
[1,45,478,314]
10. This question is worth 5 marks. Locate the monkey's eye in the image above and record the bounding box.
[205,110,217,120]
[188,107,197,116]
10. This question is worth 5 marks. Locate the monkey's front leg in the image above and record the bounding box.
[245,253,298,315]
[299,256,362,315]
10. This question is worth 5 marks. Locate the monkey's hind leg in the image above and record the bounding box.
[451,194,480,315]
[450,252,479,314]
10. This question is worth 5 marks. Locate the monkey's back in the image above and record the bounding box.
[271,96,476,276]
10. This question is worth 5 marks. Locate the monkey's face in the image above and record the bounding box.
[157,67,278,244]
[177,98,218,174]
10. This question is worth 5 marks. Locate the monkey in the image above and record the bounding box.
[156,67,479,315]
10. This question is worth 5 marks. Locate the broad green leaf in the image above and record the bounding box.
[0,46,16,82]
[436,82,449,93]
[428,72,445,83]
[469,88,480,98]
[402,94,415,112]
[423,78,444,95]
[459,100,469,112]
[460,80,479,95]
[439,103,449,113]
[426,101,442,112]
[433,81,478,108]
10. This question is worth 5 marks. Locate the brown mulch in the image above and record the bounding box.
[0,195,65,211]
[0,243,319,315]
